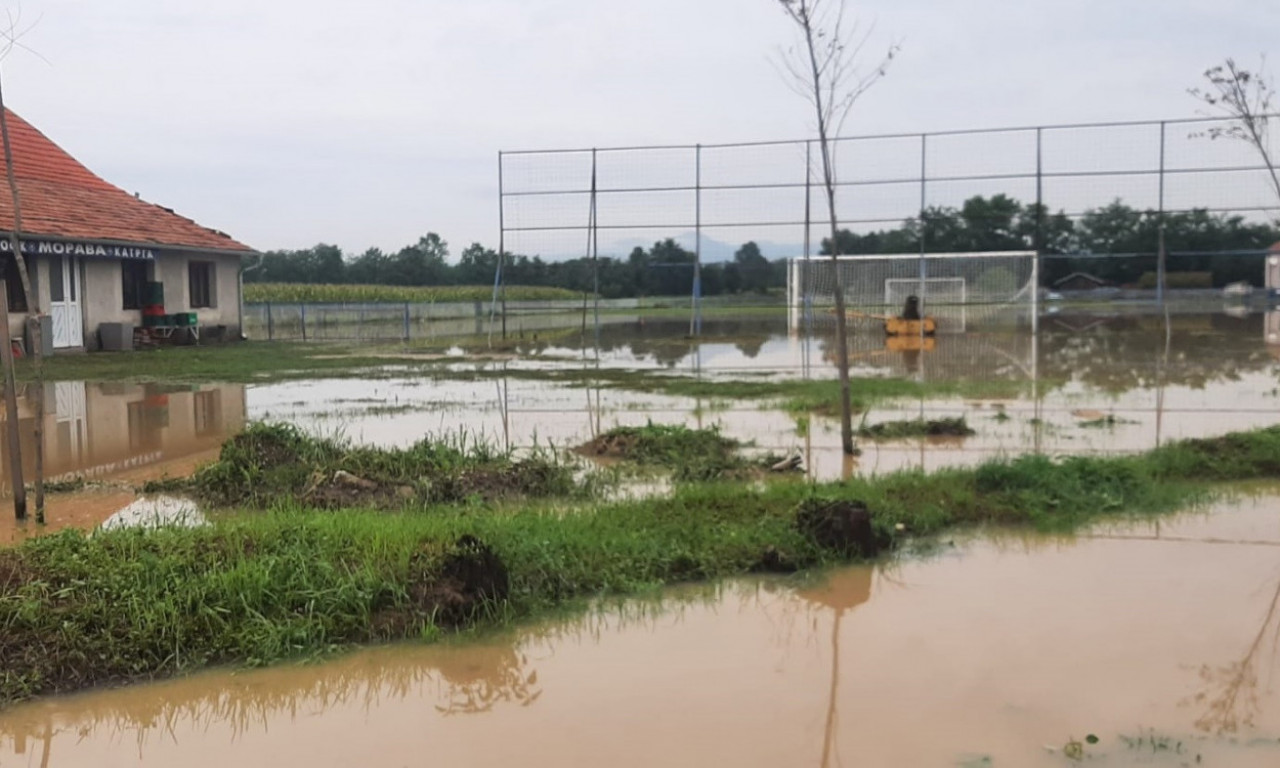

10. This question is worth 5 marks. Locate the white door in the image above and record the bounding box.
[49,254,84,348]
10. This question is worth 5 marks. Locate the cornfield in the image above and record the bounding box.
[244,283,582,304]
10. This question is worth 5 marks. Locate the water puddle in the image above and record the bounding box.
[2,493,1278,766]
[0,383,244,543]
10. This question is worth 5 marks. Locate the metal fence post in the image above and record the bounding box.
[918,133,928,288]
[1035,127,1044,280]
[1157,121,1167,306]
[300,303,307,341]
[266,301,273,341]
[1034,127,1044,334]
[691,144,703,338]
[403,302,411,341]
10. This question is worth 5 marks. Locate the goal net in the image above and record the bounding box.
[788,251,1038,332]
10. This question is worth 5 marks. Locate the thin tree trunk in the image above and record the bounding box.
[797,3,856,455]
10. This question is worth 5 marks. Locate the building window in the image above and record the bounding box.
[122,261,150,310]
[189,261,215,309]
[3,255,28,312]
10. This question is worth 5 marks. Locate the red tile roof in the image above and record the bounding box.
[0,109,253,253]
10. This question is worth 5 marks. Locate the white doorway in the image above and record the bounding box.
[49,254,83,348]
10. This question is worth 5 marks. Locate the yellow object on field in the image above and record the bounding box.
[884,316,936,337]
[886,334,937,352]
[835,308,937,337]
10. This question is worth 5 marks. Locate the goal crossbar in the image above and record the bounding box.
[787,250,1038,332]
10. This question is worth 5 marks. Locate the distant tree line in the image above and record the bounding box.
[249,235,782,299]
[823,195,1280,287]
[249,196,1280,295]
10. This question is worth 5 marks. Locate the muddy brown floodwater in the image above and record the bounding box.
[0,382,245,544]
[3,493,1280,767]
[251,310,1280,482]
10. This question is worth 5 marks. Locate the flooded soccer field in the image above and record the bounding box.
[247,307,1280,479]
[2,307,1274,508]
[0,305,1278,767]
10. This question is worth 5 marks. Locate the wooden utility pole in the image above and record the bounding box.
[0,75,43,522]
[0,280,25,520]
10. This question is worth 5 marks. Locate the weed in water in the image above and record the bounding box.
[1079,414,1140,429]
[41,476,86,494]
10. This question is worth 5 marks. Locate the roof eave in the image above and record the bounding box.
[0,231,257,257]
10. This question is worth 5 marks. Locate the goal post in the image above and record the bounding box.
[788,251,1039,332]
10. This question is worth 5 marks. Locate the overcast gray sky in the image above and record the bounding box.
[5,0,1275,256]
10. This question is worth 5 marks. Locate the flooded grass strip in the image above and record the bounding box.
[469,367,1025,415]
[3,426,1280,706]
[18,342,441,384]
[152,423,583,508]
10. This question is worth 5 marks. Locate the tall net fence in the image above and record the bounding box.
[499,116,1280,331]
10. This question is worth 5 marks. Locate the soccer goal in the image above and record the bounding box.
[787,251,1038,332]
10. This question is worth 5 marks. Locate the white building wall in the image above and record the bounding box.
[74,250,245,349]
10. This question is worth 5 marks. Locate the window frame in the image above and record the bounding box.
[122,260,150,311]
[188,260,215,309]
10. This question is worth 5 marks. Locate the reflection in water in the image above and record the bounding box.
[0,382,246,541]
[0,382,247,491]
[433,644,542,715]
[1193,571,1280,734]
[484,310,1279,392]
[795,568,874,768]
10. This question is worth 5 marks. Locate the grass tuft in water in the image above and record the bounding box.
[858,416,975,440]
[182,423,581,508]
[580,423,750,481]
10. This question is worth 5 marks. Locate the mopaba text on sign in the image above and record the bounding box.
[0,237,156,260]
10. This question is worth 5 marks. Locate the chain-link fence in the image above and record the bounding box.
[499,116,1280,314]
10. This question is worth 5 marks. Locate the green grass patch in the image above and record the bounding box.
[18,342,422,384]
[245,283,582,303]
[4,426,1280,706]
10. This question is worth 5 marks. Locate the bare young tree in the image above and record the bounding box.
[777,0,897,455]
[1189,57,1280,207]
